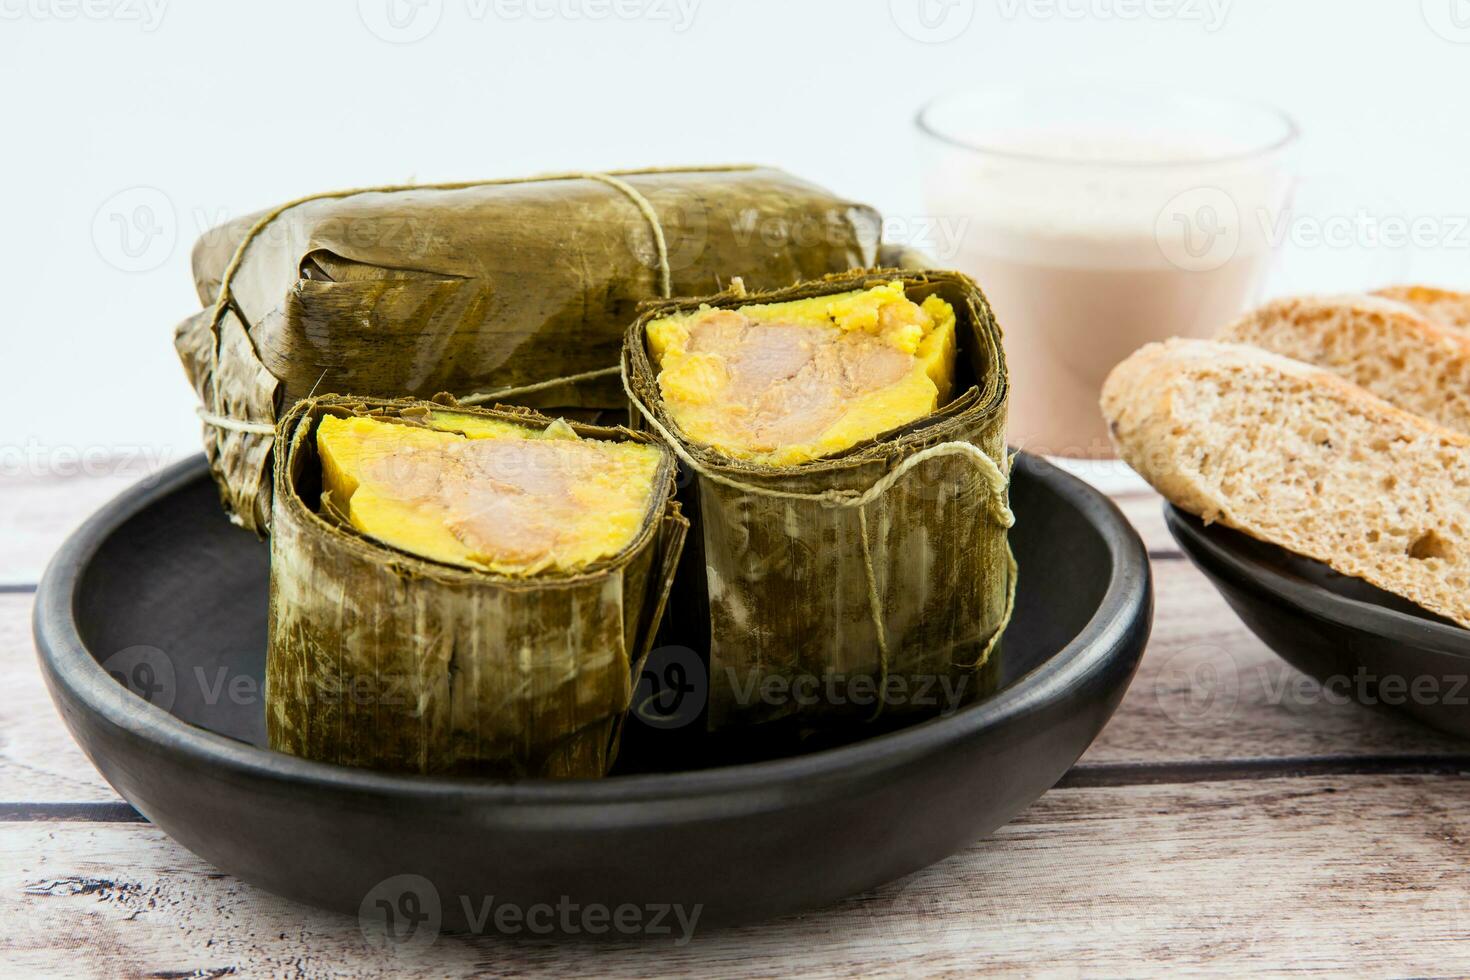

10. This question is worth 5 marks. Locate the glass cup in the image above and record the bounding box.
[917,85,1298,458]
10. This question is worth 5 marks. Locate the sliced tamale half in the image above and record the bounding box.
[267,395,688,779]
[624,269,1012,731]
[646,278,960,466]
[175,165,886,533]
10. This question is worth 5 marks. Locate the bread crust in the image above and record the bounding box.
[1373,284,1470,334]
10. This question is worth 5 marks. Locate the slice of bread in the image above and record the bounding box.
[1218,294,1470,437]
[1102,339,1470,628]
[1373,285,1470,335]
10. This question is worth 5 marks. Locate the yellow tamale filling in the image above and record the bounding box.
[315,412,662,575]
[646,281,957,465]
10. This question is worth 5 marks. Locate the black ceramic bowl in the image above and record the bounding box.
[34,453,1150,932]
[1165,505,1470,738]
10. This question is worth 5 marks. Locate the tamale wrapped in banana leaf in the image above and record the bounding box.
[624,269,1012,731]
[176,166,885,533]
[267,395,687,778]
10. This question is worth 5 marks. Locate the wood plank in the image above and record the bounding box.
[1112,490,1174,555]
[1045,456,1150,501]
[4,774,1469,977]
[0,453,183,587]
[0,595,117,802]
[1080,556,1470,763]
[1071,487,1470,759]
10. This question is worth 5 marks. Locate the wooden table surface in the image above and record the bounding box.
[5,457,1469,977]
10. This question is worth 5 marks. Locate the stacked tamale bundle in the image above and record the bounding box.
[624,269,1013,730]
[267,395,687,778]
[175,166,885,533]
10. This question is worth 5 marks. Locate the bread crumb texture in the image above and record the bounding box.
[1103,338,1470,628]
[1219,293,1470,437]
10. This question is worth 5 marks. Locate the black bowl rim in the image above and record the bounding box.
[34,453,1149,818]
[1164,503,1470,659]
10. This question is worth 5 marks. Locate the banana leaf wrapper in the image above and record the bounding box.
[176,165,884,534]
[623,269,1012,732]
[266,395,688,778]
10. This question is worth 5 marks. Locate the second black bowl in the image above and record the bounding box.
[1166,505,1470,738]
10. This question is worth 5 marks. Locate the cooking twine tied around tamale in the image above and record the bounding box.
[193,166,744,434]
[621,367,1019,721]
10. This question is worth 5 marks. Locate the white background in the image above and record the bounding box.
[4,0,1470,470]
